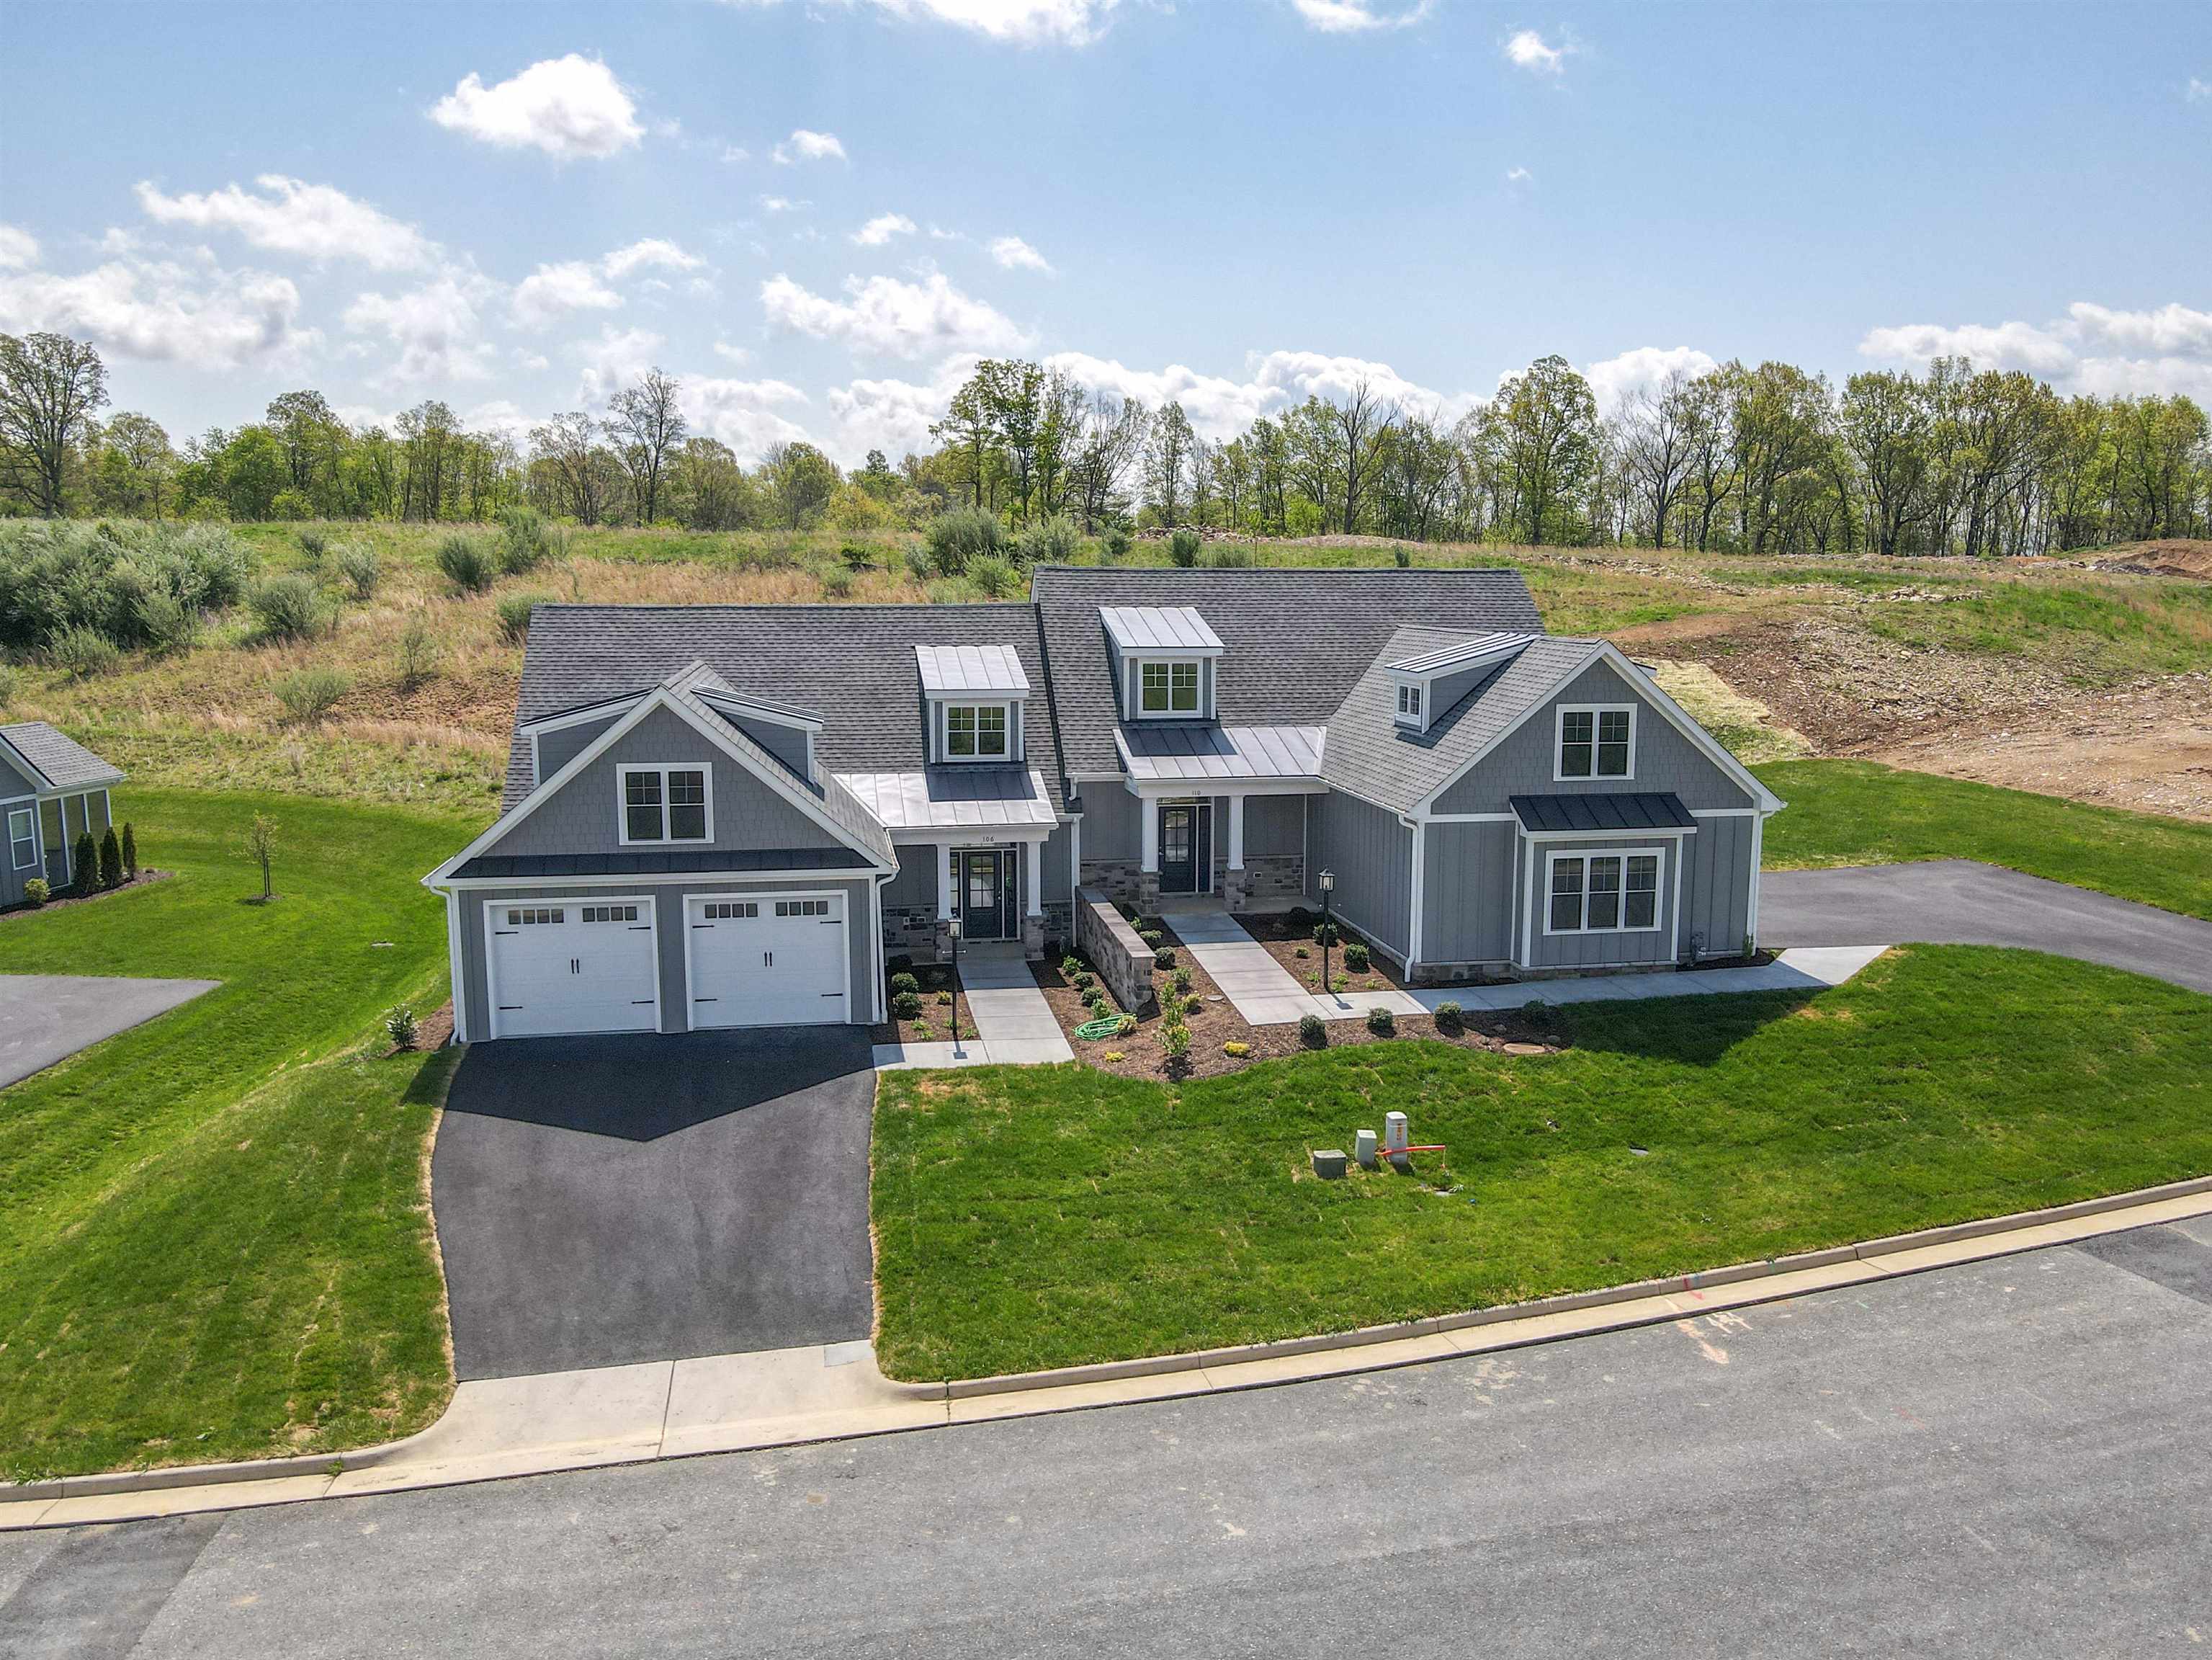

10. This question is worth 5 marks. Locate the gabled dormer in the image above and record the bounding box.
[916,644,1029,765]
[1386,633,1534,735]
[1101,605,1223,723]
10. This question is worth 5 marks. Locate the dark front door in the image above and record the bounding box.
[1158,803,1211,895]
[958,850,1012,940]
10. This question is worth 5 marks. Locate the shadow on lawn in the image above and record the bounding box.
[1543,986,1819,1067]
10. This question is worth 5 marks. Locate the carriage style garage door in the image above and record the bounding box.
[686,891,850,1028]
[485,898,659,1040]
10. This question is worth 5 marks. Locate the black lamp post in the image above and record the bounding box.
[947,914,963,1051]
[1318,867,1335,999]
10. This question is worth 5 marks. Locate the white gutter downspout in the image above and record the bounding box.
[1400,813,1425,977]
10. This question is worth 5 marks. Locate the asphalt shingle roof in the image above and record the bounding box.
[1320,628,1604,813]
[1031,567,1543,778]
[0,722,125,793]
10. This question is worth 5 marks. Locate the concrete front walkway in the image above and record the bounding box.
[1164,904,1888,1027]
[872,945,1073,1071]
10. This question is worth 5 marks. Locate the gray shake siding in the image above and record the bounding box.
[534,713,622,783]
[455,875,877,1039]
[495,706,844,861]
[1307,789,1412,962]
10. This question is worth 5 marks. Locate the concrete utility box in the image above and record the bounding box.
[1355,1129,1379,1169]
[1312,1148,1348,1179]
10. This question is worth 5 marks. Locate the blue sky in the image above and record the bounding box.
[4,0,2208,463]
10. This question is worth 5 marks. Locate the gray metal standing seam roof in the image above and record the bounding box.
[0,722,125,793]
[913,643,1031,694]
[1510,793,1698,834]
[1097,604,1226,653]
[1031,567,1544,779]
[1115,723,1324,782]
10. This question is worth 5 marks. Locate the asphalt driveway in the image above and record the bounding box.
[431,1027,878,1380]
[0,973,219,1089]
[1760,859,2212,995]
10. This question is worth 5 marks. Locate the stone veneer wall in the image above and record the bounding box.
[1075,885,1156,1014]
[1083,856,1304,916]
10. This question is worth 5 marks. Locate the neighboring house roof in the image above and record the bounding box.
[499,604,1067,816]
[1116,723,1324,783]
[836,768,1059,831]
[914,643,1030,695]
[1098,604,1225,653]
[0,721,125,793]
[1510,792,1698,834]
[1320,627,1603,814]
[452,847,871,880]
[1033,568,1544,777]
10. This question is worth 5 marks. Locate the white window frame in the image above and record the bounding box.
[937,700,1016,764]
[1394,679,1425,729]
[1134,658,1203,719]
[1542,848,1665,936]
[7,804,37,870]
[1554,703,1637,782]
[617,764,715,847]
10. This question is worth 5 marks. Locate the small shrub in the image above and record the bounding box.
[1102,527,1132,561]
[1393,545,1412,568]
[48,624,122,679]
[1084,991,1110,1015]
[496,593,550,643]
[1312,920,1340,946]
[1013,514,1080,566]
[436,533,496,594]
[250,573,328,642]
[297,527,330,564]
[1343,941,1371,973]
[1433,1000,1464,1033]
[889,970,921,998]
[1294,945,1309,959]
[1138,927,1165,947]
[1366,1006,1395,1037]
[396,617,442,688]
[936,989,952,1005]
[924,507,1002,575]
[1170,967,1191,995]
[966,554,1018,598]
[1185,994,1204,1016]
[0,662,14,708]
[1203,544,1253,568]
[71,830,97,896]
[23,877,49,907]
[1059,953,1083,978]
[336,542,380,600]
[497,506,550,574]
[1223,1040,1250,1058]
[1152,945,1177,970]
[99,827,122,890]
[273,666,351,725]
[1160,1021,1192,1061]
[120,821,138,878]
[133,588,201,656]
[1115,1013,1137,1035]
[903,546,933,584]
[819,571,855,600]
[1298,1012,1327,1049]
[1072,971,1096,993]
[1168,528,1201,567]
[840,542,874,573]
[385,1004,421,1051]
[891,989,923,1020]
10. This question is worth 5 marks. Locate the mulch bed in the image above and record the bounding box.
[1,868,169,919]
[869,960,977,1048]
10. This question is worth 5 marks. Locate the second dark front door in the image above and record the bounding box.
[959,850,1012,940]
[1158,803,1211,895]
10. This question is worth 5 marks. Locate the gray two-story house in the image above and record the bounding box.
[424,566,1782,1042]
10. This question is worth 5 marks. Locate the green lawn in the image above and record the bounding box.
[1757,759,2212,922]
[0,789,473,1481]
[872,946,2212,1382]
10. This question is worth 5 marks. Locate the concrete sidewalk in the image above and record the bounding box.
[872,947,1074,1071]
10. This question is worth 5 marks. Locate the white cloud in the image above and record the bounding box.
[823,355,980,463]
[2189,76,2210,102]
[761,269,1029,358]
[713,341,753,365]
[514,349,550,371]
[1505,166,1532,184]
[1580,345,1717,414]
[601,238,704,280]
[0,256,315,370]
[462,399,538,444]
[574,325,665,403]
[729,0,1116,47]
[0,225,36,270]
[1044,347,1468,441]
[344,269,500,383]
[854,213,918,246]
[773,128,848,164]
[720,144,753,164]
[1503,28,1567,73]
[684,373,814,460]
[511,259,622,329]
[1858,300,2212,400]
[758,195,805,214]
[133,175,431,271]
[1291,0,1431,32]
[429,55,642,159]
[988,235,1052,274]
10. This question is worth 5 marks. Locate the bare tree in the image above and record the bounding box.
[529,411,606,525]
[1068,392,1148,532]
[0,331,108,515]
[604,368,688,525]
[1330,378,1397,533]
[1618,370,1698,549]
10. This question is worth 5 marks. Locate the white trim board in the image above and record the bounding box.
[1539,847,1667,938]
[616,762,716,849]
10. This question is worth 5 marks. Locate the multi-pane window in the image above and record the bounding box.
[702,901,758,919]
[581,904,639,923]
[6,806,33,871]
[621,767,709,842]
[505,907,565,926]
[1140,661,1201,715]
[774,898,830,917]
[1396,683,1422,723]
[944,705,1009,759]
[1558,707,1634,779]
[1547,853,1662,933]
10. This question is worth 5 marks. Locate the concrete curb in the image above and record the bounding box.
[8,1172,2211,1527]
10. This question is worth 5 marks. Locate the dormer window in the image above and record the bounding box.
[1142,661,1201,715]
[945,704,1010,759]
[917,643,1029,765]
[1101,606,1222,723]
[1395,683,1422,725]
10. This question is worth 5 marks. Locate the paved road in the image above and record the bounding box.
[431,1027,877,1380]
[9,1221,2212,1658]
[0,974,218,1089]
[1761,859,2212,994]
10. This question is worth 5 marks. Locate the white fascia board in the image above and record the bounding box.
[439,867,876,891]
[1124,776,1324,799]
[518,694,644,736]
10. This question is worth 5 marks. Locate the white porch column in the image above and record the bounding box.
[936,841,957,921]
[1227,793,1246,871]
[1025,836,1043,916]
[1139,797,1159,874]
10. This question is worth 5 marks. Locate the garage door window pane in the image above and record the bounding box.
[624,772,663,841]
[667,770,707,841]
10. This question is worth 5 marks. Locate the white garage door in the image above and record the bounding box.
[686,892,849,1028]
[485,898,659,1039]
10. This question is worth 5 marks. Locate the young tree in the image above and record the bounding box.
[98,827,122,890]
[604,367,688,525]
[1145,401,1196,525]
[761,440,838,528]
[243,813,278,901]
[530,412,606,525]
[1840,370,1935,556]
[1617,371,1698,550]
[930,375,1000,512]
[0,331,108,515]
[92,412,176,518]
[1067,392,1148,532]
[1327,379,1397,534]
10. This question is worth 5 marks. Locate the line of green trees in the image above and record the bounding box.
[4,330,2206,555]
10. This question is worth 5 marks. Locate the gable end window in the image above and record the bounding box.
[1557,705,1636,780]
[1139,660,1200,715]
[944,704,1010,760]
[619,766,712,844]
[6,806,34,871]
